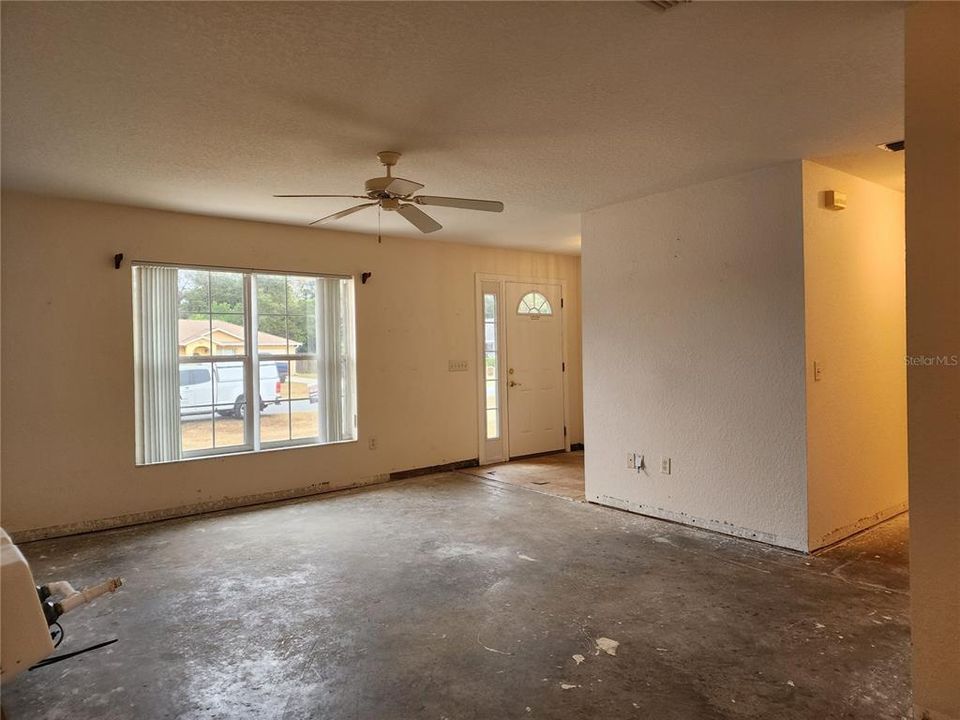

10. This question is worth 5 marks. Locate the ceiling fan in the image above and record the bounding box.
[275,151,504,234]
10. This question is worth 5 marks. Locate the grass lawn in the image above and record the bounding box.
[181,410,318,453]
[285,379,312,399]
[180,379,319,451]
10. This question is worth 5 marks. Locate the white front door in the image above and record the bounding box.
[505,282,565,457]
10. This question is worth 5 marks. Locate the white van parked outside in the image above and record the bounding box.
[179,361,282,419]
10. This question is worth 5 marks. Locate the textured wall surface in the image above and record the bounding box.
[581,163,809,551]
[0,191,582,536]
[802,162,907,550]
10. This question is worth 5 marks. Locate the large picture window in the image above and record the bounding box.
[133,264,356,465]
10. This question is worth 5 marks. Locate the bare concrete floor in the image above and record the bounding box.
[461,451,586,501]
[3,475,910,720]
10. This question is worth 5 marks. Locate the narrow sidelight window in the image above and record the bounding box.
[483,292,500,439]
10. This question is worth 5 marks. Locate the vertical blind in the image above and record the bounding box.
[133,265,182,464]
[317,278,355,443]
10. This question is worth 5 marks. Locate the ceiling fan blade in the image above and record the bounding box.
[397,204,442,233]
[413,195,504,213]
[275,194,369,198]
[384,177,424,197]
[309,202,377,226]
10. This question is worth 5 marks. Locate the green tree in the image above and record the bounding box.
[177,270,316,351]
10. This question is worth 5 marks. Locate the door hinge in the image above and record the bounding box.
[562,362,566,372]
[561,297,564,308]
[564,425,567,436]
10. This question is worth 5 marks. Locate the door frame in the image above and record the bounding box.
[474,273,570,465]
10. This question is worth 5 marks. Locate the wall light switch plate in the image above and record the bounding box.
[660,457,671,475]
[814,361,823,382]
[448,360,469,372]
[627,453,636,470]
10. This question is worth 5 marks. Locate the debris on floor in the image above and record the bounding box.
[2,472,911,720]
[572,654,585,665]
[595,637,619,656]
[517,553,539,562]
[477,630,513,655]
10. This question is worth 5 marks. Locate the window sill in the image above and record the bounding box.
[136,436,358,467]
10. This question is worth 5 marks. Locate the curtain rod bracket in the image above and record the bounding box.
[114,253,124,269]
[361,272,372,285]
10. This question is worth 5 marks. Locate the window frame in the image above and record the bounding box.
[516,291,553,316]
[134,261,357,464]
[252,273,324,452]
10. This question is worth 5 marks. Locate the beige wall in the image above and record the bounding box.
[0,191,582,538]
[905,4,960,719]
[801,161,908,550]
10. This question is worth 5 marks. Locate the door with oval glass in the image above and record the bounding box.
[505,282,565,458]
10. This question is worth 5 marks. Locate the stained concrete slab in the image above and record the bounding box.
[2,474,910,719]
[462,451,586,502]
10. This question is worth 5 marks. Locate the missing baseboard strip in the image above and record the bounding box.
[593,494,806,552]
[389,458,479,480]
[10,475,392,544]
[570,443,584,452]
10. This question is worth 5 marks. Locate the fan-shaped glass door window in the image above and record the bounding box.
[517,291,553,316]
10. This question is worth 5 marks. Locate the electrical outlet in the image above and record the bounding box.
[448,360,469,372]
[627,453,636,469]
[660,457,671,475]
[368,437,377,450]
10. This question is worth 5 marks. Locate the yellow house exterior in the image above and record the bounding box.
[178,319,298,357]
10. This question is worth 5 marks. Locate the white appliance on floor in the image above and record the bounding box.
[1,528,123,684]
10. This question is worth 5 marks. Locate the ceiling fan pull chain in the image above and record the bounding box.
[378,205,382,244]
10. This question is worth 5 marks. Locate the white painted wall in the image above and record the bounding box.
[801,161,907,550]
[582,163,809,551]
[0,191,582,538]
